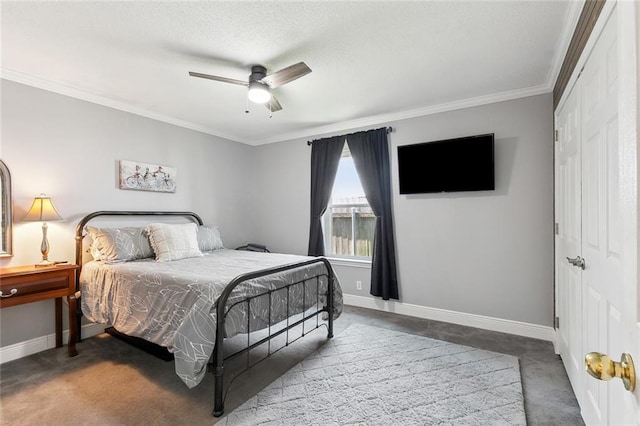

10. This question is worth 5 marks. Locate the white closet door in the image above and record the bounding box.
[579,8,621,423]
[555,75,583,397]
[555,4,639,424]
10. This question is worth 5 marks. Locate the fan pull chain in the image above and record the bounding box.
[269,100,273,119]
[245,95,250,114]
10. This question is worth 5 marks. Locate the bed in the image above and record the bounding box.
[75,211,343,416]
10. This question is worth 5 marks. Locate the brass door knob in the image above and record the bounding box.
[585,352,636,392]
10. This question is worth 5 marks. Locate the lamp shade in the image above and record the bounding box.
[23,194,63,222]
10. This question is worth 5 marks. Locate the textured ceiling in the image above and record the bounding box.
[1,1,580,145]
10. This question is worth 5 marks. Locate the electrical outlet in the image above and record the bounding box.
[356,280,362,291]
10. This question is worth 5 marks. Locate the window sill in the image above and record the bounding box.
[326,257,372,269]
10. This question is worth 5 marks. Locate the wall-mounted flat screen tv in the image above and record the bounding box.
[398,133,495,194]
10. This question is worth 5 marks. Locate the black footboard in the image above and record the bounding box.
[212,257,335,417]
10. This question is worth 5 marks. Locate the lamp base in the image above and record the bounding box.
[35,259,55,268]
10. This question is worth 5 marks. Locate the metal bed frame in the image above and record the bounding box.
[74,211,335,417]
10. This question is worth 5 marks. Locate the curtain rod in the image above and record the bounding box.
[307,126,393,146]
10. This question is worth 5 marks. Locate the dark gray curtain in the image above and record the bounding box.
[347,128,399,300]
[308,136,345,256]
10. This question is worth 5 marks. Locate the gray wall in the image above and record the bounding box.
[0,82,554,352]
[252,94,554,326]
[0,80,254,346]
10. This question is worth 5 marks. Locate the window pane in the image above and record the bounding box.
[331,210,353,256]
[355,207,375,257]
[332,156,365,201]
[324,147,373,258]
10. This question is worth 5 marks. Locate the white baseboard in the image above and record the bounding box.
[1,298,556,364]
[343,294,555,342]
[0,323,106,364]
[551,329,560,354]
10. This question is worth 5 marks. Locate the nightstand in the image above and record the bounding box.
[0,264,79,357]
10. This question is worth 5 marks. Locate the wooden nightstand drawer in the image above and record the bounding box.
[1,273,69,303]
[1,267,73,307]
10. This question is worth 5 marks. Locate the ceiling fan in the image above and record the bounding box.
[188,62,312,112]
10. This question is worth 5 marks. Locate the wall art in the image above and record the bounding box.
[118,160,176,193]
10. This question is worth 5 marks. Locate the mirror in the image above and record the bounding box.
[0,159,13,257]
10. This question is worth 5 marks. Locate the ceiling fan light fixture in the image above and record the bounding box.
[247,81,271,104]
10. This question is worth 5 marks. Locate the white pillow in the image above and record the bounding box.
[145,222,203,262]
[197,225,224,251]
[86,226,154,263]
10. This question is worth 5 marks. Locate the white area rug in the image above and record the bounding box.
[220,324,526,425]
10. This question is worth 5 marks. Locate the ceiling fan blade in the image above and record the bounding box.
[188,71,248,86]
[262,62,311,88]
[265,95,283,112]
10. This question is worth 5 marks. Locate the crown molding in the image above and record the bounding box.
[3,67,552,147]
[545,0,585,90]
[254,83,552,145]
[0,68,251,144]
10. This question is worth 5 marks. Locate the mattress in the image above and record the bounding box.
[80,249,343,387]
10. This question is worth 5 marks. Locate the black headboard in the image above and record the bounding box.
[74,210,204,288]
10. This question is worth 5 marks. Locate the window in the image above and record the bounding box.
[323,144,374,259]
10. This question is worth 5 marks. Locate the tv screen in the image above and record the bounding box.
[398,133,495,194]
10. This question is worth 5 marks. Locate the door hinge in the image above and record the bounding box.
[555,316,560,328]
[555,129,559,142]
[555,223,559,235]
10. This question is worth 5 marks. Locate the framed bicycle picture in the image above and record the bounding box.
[118,160,177,193]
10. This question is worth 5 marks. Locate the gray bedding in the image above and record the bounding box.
[80,249,343,387]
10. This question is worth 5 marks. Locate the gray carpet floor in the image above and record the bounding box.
[0,305,583,425]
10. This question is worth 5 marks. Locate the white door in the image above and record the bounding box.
[555,3,639,425]
[555,73,583,395]
[580,7,622,423]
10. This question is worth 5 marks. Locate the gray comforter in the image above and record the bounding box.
[80,249,343,387]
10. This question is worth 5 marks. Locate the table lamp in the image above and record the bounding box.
[23,194,63,267]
